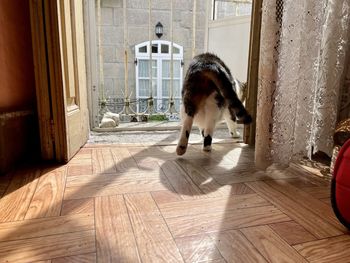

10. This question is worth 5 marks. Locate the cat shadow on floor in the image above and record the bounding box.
[157,141,256,197]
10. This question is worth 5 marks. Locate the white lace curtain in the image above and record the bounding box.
[255,0,350,169]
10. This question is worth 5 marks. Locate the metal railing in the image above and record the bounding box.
[99,97,181,123]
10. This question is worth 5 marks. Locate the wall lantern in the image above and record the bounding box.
[155,22,163,38]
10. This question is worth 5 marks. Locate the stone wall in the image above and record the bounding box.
[98,0,208,100]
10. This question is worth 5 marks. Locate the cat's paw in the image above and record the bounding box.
[176,145,187,155]
[230,130,240,138]
[242,114,252,124]
[203,145,212,152]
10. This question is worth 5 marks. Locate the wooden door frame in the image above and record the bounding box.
[244,0,262,145]
[205,0,262,145]
[29,0,68,162]
[29,0,54,160]
[83,0,100,129]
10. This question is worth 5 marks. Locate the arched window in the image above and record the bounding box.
[135,40,183,112]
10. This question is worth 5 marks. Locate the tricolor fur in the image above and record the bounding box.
[176,53,252,156]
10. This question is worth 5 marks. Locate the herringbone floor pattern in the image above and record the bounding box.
[0,142,349,262]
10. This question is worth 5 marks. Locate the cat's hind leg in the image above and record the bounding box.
[203,125,215,152]
[202,98,221,152]
[224,108,240,138]
[176,108,194,156]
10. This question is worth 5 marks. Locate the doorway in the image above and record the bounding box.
[84,0,260,146]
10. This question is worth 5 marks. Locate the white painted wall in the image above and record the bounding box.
[207,15,251,82]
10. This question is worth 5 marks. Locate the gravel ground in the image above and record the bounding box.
[87,126,244,145]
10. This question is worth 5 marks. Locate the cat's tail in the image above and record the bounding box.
[213,69,252,125]
[234,79,248,103]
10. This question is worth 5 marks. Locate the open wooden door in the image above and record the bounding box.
[30,0,89,162]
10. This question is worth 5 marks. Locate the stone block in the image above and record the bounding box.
[195,30,205,49]
[196,12,207,30]
[150,10,171,32]
[197,0,207,12]
[128,0,170,10]
[115,78,128,97]
[127,9,150,26]
[101,26,123,45]
[173,10,182,22]
[115,46,126,62]
[127,0,148,9]
[173,28,191,48]
[151,0,170,10]
[196,48,205,55]
[113,7,123,26]
[102,46,117,62]
[174,0,192,11]
[103,62,124,78]
[127,27,149,46]
[101,7,113,25]
[101,0,122,8]
[179,11,192,29]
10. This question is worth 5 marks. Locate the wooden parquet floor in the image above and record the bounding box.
[0,142,349,263]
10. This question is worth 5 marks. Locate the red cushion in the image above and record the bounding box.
[332,139,350,228]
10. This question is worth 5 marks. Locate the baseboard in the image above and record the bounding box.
[0,110,39,175]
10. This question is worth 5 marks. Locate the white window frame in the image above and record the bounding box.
[135,40,183,112]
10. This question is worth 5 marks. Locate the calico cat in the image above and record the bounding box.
[176,53,252,156]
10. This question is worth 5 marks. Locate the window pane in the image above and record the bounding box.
[175,99,181,112]
[162,60,170,78]
[139,45,147,53]
[155,98,167,112]
[173,80,181,97]
[152,44,158,53]
[139,99,148,112]
[162,60,181,78]
[138,60,149,78]
[173,60,181,78]
[152,80,157,97]
[139,60,157,78]
[214,1,252,19]
[162,80,170,97]
[162,80,181,98]
[161,44,169,53]
[173,46,180,54]
[139,79,157,97]
[139,80,149,96]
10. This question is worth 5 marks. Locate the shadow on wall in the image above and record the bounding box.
[0,0,40,175]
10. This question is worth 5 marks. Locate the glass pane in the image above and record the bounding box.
[175,99,181,112]
[173,60,181,78]
[173,46,180,54]
[139,79,157,97]
[162,80,170,97]
[154,98,166,112]
[152,44,158,53]
[152,80,157,97]
[139,60,157,78]
[139,99,148,112]
[139,45,147,53]
[138,60,149,78]
[161,44,169,53]
[236,3,252,16]
[139,80,149,96]
[173,80,181,97]
[162,60,170,78]
[214,1,252,19]
[162,60,181,78]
